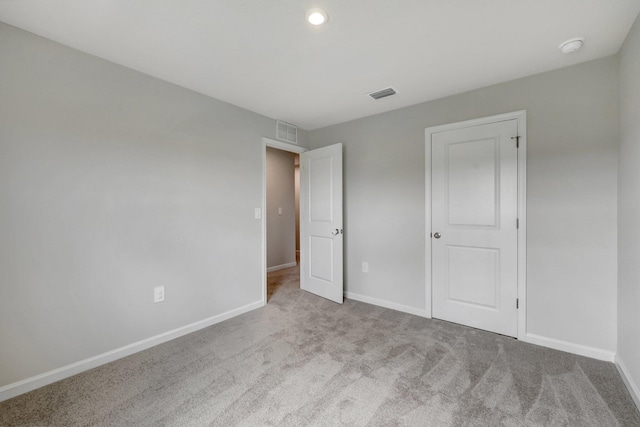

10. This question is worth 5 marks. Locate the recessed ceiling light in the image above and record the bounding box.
[306,8,327,26]
[559,37,585,54]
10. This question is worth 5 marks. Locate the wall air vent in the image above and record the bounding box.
[368,87,396,100]
[276,120,298,144]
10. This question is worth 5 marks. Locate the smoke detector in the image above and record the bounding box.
[559,37,585,54]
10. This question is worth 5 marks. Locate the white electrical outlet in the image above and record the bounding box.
[154,286,165,303]
[278,207,283,215]
[362,262,369,273]
[254,208,262,219]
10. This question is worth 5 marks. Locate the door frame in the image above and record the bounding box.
[424,110,527,339]
[261,137,308,306]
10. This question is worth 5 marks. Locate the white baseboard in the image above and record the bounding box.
[615,354,640,410]
[343,294,615,364]
[0,300,263,403]
[266,262,297,272]
[522,333,615,362]
[345,291,429,318]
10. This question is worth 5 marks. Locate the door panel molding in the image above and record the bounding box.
[425,111,527,339]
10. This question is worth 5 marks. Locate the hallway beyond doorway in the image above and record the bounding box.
[267,264,299,303]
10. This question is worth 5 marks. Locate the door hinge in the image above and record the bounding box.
[511,136,520,148]
[516,218,519,229]
[516,298,519,309]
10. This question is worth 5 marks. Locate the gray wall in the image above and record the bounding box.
[618,13,640,400]
[266,148,296,268]
[308,56,619,354]
[0,22,278,387]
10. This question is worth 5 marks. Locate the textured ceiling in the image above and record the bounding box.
[0,0,638,130]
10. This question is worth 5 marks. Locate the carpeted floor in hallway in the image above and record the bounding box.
[1,265,639,426]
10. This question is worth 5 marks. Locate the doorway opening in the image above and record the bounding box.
[265,147,300,302]
[261,138,308,305]
[261,138,344,305]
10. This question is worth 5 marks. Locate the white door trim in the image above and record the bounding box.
[424,111,527,339]
[262,137,308,306]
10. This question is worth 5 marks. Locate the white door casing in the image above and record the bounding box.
[431,118,520,337]
[300,143,344,303]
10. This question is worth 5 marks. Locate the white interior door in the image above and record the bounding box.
[300,143,343,303]
[431,119,518,337]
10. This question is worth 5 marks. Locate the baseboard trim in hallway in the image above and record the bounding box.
[345,291,429,318]
[266,262,297,272]
[0,300,263,403]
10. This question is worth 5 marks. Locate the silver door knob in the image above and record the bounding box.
[332,229,340,236]
[433,232,441,239]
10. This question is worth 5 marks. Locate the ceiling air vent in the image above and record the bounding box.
[276,120,298,144]
[368,87,396,100]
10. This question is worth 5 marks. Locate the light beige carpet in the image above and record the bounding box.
[1,265,639,426]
